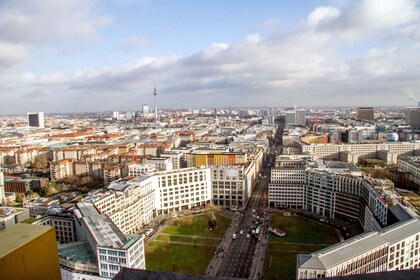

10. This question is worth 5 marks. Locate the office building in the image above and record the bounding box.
[398,156,420,186]
[405,107,420,128]
[128,164,157,177]
[269,155,308,209]
[160,151,186,170]
[91,176,157,234]
[0,223,61,280]
[34,213,77,244]
[285,108,306,127]
[27,112,45,129]
[298,142,420,163]
[356,107,374,121]
[297,214,420,279]
[269,158,389,232]
[142,104,149,116]
[187,152,247,167]
[211,164,255,209]
[154,167,212,214]
[0,206,30,230]
[144,157,173,171]
[68,202,145,279]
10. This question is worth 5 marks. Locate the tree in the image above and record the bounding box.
[208,213,217,230]
[16,194,24,204]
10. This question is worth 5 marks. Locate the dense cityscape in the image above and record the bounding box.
[1,103,420,280]
[1,1,420,280]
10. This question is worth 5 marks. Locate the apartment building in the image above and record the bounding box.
[211,163,255,209]
[50,159,74,180]
[398,156,420,185]
[297,213,420,279]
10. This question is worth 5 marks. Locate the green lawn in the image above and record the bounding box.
[145,212,230,274]
[263,214,339,280]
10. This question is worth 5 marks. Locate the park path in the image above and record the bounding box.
[267,241,332,246]
[159,233,222,240]
[151,239,216,247]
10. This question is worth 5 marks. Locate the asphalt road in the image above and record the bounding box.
[214,150,274,278]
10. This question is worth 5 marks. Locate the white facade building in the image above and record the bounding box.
[128,164,157,177]
[92,176,157,234]
[297,213,420,279]
[160,151,185,170]
[298,142,420,162]
[211,164,255,209]
[154,167,212,214]
[145,157,173,171]
[27,112,45,128]
[269,158,389,230]
[73,202,145,279]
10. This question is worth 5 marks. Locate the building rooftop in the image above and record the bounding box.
[114,267,246,280]
[76,202,128,248]
[58,241,97,264]
[0,223,53,259]
[299,217,420,270]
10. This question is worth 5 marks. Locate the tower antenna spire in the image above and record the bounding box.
[153,85,158,120]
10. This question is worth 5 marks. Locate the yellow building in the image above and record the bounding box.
[0,223,61,280]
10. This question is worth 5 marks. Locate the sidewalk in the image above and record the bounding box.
[250,212,271,279]
[204,211,241,276]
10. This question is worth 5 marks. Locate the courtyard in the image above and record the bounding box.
[145,212,231,274]
[263,213,340,280]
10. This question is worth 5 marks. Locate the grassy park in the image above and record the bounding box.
[145,212,230,274]
[263,214,340,280]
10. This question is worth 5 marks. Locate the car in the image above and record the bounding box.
[232,234,237,240]
[246,234,250,239]
[239,230,243,235]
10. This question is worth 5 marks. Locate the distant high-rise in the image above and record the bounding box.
[405,107,420,128]
[285,107,306,127]
[142,104,150,116]
[153,88,158,120]
[27,112,45,128]
[295,108,306,126]
[0,172,4,205]
[356,107,374,121]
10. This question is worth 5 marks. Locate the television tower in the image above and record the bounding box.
[153,87,158,120]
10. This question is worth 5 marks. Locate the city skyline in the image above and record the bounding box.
[1,0,420,114]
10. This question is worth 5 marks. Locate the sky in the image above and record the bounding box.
[1,0,420,114]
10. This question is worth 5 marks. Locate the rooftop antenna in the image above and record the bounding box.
[153,77,158,120]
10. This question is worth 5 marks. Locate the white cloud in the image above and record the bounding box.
[307,7,341,27]
[1,0,420,113]
[120,36,149,50]
[0,0,111,68]
[263,18,280,27]
[0,42,26,68]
